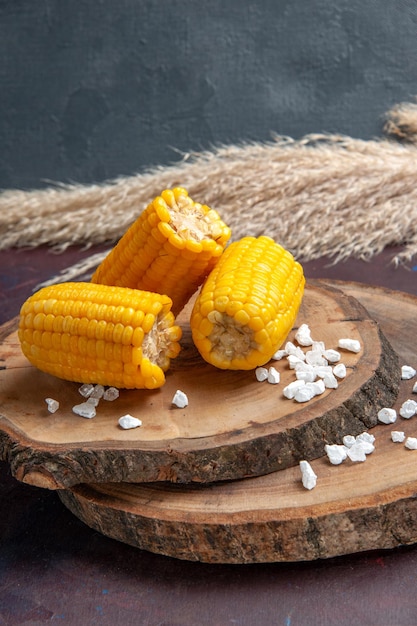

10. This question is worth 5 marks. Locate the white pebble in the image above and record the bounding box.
[305,350,328,367]
[356,431,375,444]
[314,365,333,379]
[345,435,375,461]
[103,387,120,401]
[283,379,305,399]
[347,443,367,462]
[342,434,356,448]
[325,444,348,465]
[90,384,105,399]
[287,354,305,369]
[323,372,338,389]
[255,367,268,382]
[399,399,417,419]
[391,431,406,443]
[86,396,100,407]
[294,385,316,403]
[377,407,397,424]
[78,383,94,398]
[405,437,417,450]
[294,324,313,347]
[333,363,347,379]
[295,363,317,383]
[401,365,417,380]
[338,338,361,353]
[323,349,341,364]
[172,389,188,408]
[285,341,306,360]
[299,460,317,490]
[267,366,280,384]
[413,382,417,394]
[356,440,375,455]
[311,341,326,353]
[271,349,287,361]
[45,397,59,413]
[306,379,326,396]
[72,402,96,419]
[118,414,142,430]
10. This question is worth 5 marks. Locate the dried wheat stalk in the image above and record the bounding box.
[1,99,417,269]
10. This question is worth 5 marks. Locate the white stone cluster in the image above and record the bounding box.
[386,365,417,450]
[376,365,417,450]
[72,383,120,419]
[255,324,358,406]
[325,431,375,465]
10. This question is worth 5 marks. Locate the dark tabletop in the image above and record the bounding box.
[1,245,417,626]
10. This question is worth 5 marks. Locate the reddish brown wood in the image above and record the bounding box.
[0,282,399,489]
[58,283,417,563]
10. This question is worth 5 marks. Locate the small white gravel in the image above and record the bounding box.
[401,365,417,380]
[118,414,142,430]
[399,400,417,419]
[255,367,269,382]
[377,407,397,424]
[405,437,417,450]
[325,444,348,465]
[172,389,188,408]
[391,431,406,443]
[333,363,347,379]
[45,398,59,413]
[103,387,120,401]
[342,434,356,448]
[294,324,313,347]
[72,402,96,419]
[267,366,280,384]
[338,338,361,353]
[299,460,317,490]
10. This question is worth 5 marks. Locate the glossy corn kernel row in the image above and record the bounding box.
[190,236,305,370]
[18,282,182,389]
[91,187,231,315]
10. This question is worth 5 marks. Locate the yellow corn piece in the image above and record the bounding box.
[190,236,305,370]
[91,187,231,315]
[18,282,182,389]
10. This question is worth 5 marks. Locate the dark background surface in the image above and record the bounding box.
[2,247,417,625]
[2,2,417,624]
[1,0,417,191]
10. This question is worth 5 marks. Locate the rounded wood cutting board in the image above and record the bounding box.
[0,281,399,488]
[58,282,417,563]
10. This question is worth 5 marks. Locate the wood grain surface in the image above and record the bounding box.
[58,282,417,563]
[0,281,399,488]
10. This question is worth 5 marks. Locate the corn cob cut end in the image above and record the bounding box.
[18,282,182,390]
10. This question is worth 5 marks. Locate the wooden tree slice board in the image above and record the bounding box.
[58,282,417,563]
[0,281,399,489]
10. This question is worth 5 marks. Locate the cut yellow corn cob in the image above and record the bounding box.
[18,282,182,389]
[190,236,305,370]
[91,187,231,315]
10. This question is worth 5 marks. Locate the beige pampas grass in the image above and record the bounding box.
[1,100,417,268]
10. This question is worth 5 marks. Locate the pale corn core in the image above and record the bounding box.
[142,311,175,370]
[207,311,257,362]
[167,190,222,243]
